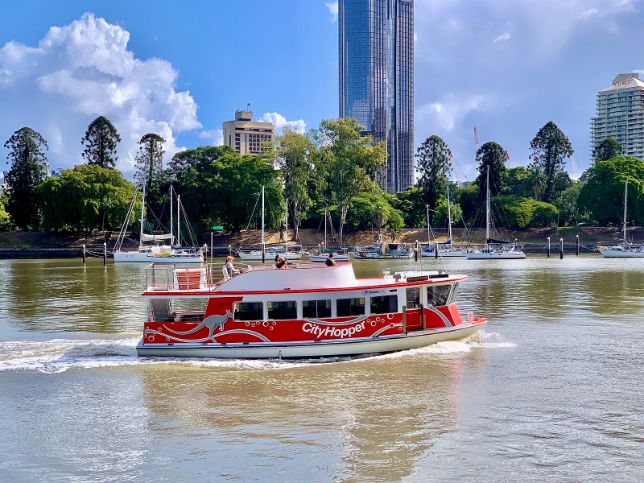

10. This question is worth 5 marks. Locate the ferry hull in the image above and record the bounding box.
[136,322,484,359]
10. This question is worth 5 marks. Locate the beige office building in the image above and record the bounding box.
[591,73,644,161]
[223,111,274,156]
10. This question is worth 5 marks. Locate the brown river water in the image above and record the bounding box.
[0,256,642,482]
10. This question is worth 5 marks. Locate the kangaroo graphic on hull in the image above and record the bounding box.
[163,310,233,341]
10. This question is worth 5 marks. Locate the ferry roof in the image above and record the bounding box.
[143,262,468,297]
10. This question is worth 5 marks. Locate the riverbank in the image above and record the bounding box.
[0,226,642,258]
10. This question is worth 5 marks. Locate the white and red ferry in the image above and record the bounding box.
[136,262,487,359]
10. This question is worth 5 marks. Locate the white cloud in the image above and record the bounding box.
[325,1,338,22]
[416,94,495,132]
[260,112,306,135]
[0,13,201,173]
[198,129,224,146]
[492,32,511,44]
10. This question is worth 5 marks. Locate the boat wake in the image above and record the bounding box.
[0,331,515,374]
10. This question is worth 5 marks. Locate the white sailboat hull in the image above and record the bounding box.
[114,251,203,263]
[309,254,350,262]
[422,250,467,258]
[600,247,644,258]
[239,251,303,261]
[467,250,526,260]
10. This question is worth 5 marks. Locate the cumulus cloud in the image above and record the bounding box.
[325,1,339,22]
[260,112,306,135]
[0,13,201,172]
[492,32,511,44]
[198,129,224,146]
[416,94,495,132]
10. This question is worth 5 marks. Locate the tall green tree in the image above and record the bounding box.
[529,121,574,202]
[0,194,11,230]
[392,186,425,227]
[81,116,121,168]
[169,146,284,232]
[3,127,48,229]
[134,133,166,213]
[37,165,137,231]
[270,129,317,241]
[416,135,452,209]
[315,118,386,244]
[475,141,507,197]
[578,156,644,225]
[593,137,623,162]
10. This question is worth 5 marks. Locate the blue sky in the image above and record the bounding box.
[0,0,642,181]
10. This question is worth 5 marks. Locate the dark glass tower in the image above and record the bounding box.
[339,0,414,193]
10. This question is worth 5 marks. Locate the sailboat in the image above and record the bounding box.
[466,167,526,260]
[422,186,467,257]
[238,188,303,261]
[309,210,350,262]
[600,181,644,258]
[114,185,203,263]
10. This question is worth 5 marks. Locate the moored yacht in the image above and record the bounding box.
[137,262,487,359]
[600,182,644,258]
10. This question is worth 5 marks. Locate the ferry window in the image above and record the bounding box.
[234,302,263,321]
[267,301,297,320]
[448,283,460,304]
[303,300,332,318]
[427,285,451,306]
[337,298,365,317]
[370,295,398,314]
[406,287,420,309]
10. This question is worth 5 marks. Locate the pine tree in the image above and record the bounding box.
[529,121,574,202]
[416,135,452,210]
[81,116,121,168]
[134,133,166,213]
[475,142,508,197]
[4,127,48,229]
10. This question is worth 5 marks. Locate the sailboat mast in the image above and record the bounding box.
[324,210,328,250]
[169,186,173,246]
[485,166,490,246]
[177,195,181,247]
[261,186,265,247]
[623,181,628,247]
[447,184,453,242]
[139,181,147,248]
[426,204,430,245]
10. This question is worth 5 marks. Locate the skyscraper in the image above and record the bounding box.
[339,0,414,193]
[591,73,644,161]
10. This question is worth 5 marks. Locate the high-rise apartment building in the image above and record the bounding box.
[591,73,644,161]
[223,111,274,156]
[339,0,414,193]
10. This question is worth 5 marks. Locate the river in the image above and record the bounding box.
[0,256,642,482]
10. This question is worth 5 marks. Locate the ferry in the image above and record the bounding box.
[136,262,487,359]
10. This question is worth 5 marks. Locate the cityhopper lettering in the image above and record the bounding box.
[302,321,366,338]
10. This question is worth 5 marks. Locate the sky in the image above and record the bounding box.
[0,0,642,181]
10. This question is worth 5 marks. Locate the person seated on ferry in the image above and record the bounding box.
[225,256,239,277]
[274,254,288,269]
[325,253,336,267]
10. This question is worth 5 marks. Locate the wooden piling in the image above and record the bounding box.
[559,238,564,259]
[414,240,419,262]
[82,244,86,264]
[103,242,107,265]
[547,237,551,258]
[434,242,439,259]
[576,235,580,256]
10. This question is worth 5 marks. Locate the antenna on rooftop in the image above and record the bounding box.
[247,102,251,111]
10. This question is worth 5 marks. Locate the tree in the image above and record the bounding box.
[4,127,48,229]
[392,186,425,227]
[578,156,644,225]
[81,116,121,168]
[432,197,463,231]
[454,183,479,224]
[593,137,623,163]
[529,121,574,202]
[134,133,166,213]
[553,182,586,226]
[475,142,507,197]
[270,129,317,240]
[0,194,11,230]
[37,165,136,231]
[168,146,284,232]
[314,118,386,244]
[503,166,532,197]
[493,195,558,228]
[346,191,404,237]
[416,135,452,209]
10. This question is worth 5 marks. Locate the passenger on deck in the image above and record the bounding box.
[325,253,336,267]
[274,255,288,269]
[225,256,239,277]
